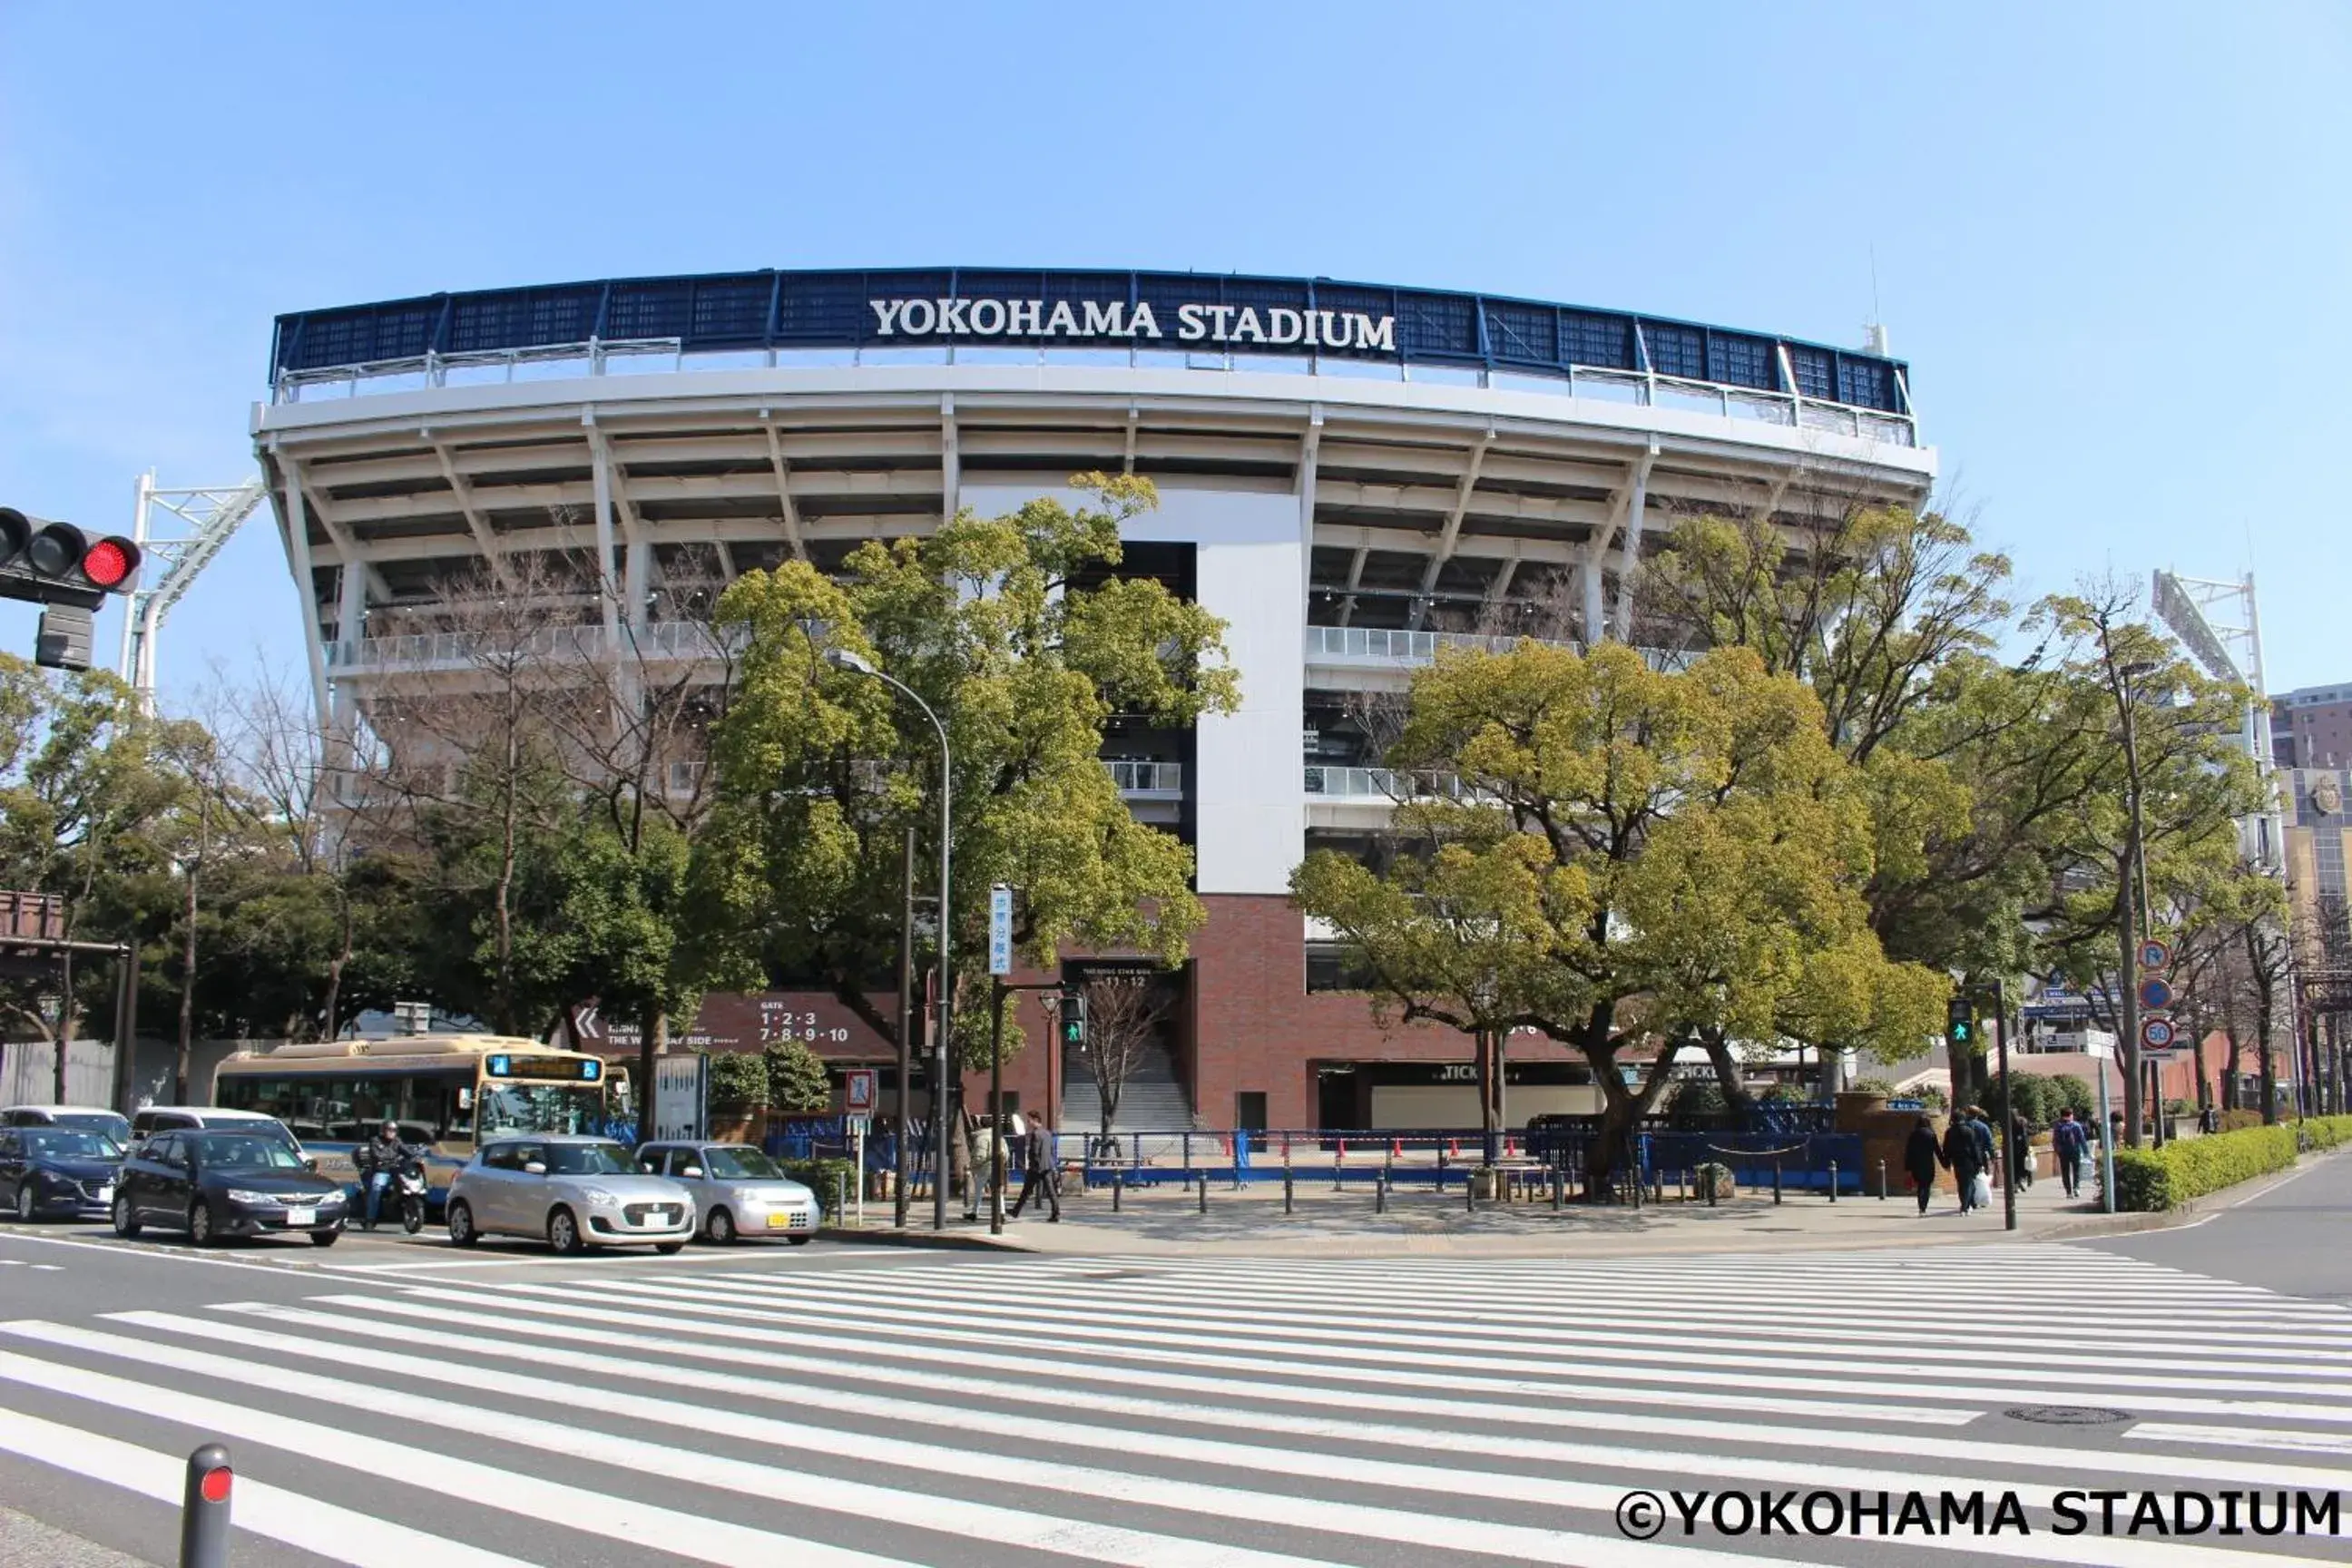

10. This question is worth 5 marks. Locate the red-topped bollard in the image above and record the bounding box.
[181,1443,232,1568]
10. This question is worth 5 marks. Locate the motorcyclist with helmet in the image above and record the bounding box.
[352,1119,420,1231]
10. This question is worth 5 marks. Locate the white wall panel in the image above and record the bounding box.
[962,482,1303,896]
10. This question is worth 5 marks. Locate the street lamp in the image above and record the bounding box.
[2113,658,2157,1150]
[824,646,955,1230]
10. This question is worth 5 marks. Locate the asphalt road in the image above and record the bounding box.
[2088,1144,2352,1301]
[0,1179,2346,1568]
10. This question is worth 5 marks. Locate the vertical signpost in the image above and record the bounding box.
[987,885,1014,1235]
[2138,937,2176,1147]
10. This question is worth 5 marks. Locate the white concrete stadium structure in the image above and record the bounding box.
[252,269,1937,1129]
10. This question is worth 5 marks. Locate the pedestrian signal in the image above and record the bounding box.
[1945,995,1976,1048]
[1059,991,1086,1047]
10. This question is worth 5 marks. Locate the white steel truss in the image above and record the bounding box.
[2151,568,2280,869]
[116,470,268,699]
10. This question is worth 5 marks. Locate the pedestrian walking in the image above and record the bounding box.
[2008,1110,2034,1191]
[1008,1112,1060,1221]
[2052,1108,2088,1200]
[961,1109,994,1222]
[1905,1114,1945,1215]
[1944,1107,1988,1214]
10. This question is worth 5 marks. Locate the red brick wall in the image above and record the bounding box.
[1187,894,1583,1129]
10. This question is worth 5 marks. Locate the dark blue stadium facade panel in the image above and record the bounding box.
[270,268,1912,415]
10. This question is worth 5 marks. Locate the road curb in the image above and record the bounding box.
[818,1225,1038,1252]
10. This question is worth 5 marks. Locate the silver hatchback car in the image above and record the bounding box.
[447,1134,694,1254]
[636,1142,818,1245]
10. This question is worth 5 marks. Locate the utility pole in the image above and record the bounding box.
[894,825,916,1230]
[1994,977,2016,1232]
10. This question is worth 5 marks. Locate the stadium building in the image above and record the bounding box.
[254,268,1936,1132]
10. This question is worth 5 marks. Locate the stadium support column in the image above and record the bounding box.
[1297,407,1322,622]
[1609,439,1658,644]
[275,451,335,740]
[585,416,623,648]
[940,396,960,527]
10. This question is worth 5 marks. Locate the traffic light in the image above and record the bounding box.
[1945,995,1976,1049]
[0,507,143,609]
[2,508,142,672]
[1058,990,1087,1048]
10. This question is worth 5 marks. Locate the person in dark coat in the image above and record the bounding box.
[1943,1109,1987,1213]
[1904,1114,1944,1215]
[2052,1108,2088,1199]
[1008,1113,1060,1221]
[2008,1111,2034,1191]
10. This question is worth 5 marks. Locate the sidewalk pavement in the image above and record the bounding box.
[826,1161,2193,1259]
[0,1506,155,1568]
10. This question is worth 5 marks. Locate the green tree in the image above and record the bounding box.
[691,474,1237,1069]
[0,656,198,1095]
[1293,642,1945,1184]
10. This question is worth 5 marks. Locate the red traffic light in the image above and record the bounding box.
[79,535,139,590]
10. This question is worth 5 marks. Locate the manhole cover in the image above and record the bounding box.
[2004,1406,2131,1426]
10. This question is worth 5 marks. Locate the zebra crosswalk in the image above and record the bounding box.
[0,1244,2347,1566]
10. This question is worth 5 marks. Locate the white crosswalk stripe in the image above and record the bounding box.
[0,1243,2346,1566]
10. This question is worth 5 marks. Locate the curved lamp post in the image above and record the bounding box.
[825,647,954,1230]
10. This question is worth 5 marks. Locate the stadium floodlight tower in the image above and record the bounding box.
[115,470,268,701]
[2151,569,2280,868]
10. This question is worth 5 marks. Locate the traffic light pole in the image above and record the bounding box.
[1994,978,2016,1233]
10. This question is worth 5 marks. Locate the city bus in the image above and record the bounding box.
[211,1034,616,1208]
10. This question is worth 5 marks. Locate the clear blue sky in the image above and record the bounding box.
[4,3,2347,701]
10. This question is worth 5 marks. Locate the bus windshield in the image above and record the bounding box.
[477,1083,603,1137]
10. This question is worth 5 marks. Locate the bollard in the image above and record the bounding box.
[1678,1167,1688,1202]
[836,1171,847,1226]
[1197,1176,1208,1214]
[181,1443,232,1568]
[1773,1159,1782,1205]
[1828,1161,1838,1202]
[1375,1172,1387,1214]
[1706,1167,1718,1207]
[1112,1170,1123,1212]
[1552,1157,1564,1210]
[1466,1166,1476,1212]
[1284,1170,1294,1215]
[1334,1143,1345,1192]
[1877,1159,1887,1200]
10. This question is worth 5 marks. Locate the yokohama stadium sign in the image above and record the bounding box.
[867,293,1395,353]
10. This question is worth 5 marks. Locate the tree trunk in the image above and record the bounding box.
[1699,1030,1753,1116]
[318,890,354,1044]
[51,948,74,1105]
[635,1007,664,1142]
[174,852,201,1102]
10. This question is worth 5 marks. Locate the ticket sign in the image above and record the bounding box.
[2138,977,2175,1011]
[2140,1015,2179,1050]
[2139,938,2172,972]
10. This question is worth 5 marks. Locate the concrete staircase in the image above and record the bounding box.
[1060,1041,1192,1134]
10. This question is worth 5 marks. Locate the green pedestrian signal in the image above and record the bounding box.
[1945,996,1976,1048]
[1059,990,1087,1047]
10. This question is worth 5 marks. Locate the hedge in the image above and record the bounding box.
[2111,1124,2298,1211]
[779,1156,859,1221]
[2304,1115,2352,1152]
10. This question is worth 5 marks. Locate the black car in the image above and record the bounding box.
[0,1126,123,1222]
[113,1130,348,1247]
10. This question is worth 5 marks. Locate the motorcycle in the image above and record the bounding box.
[393,1156,428,1234]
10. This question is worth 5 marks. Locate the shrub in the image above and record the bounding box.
[763,1039,833,1112]
[2112,1123,2298,1211]
[1848,1076,1896,1098]
[2219,1108,2265,1132]
[2165,1097,2196,1117]
[1667,1082,1730,1128]
[2042,1074,2094,1121]
[707,1051,769,1110]
[1758,1082,1808,1105]
[779,1156,858,1221]
[1693,1161,1735,1200]
[2300,1114,2352,1151]
[1914,1084,1950,1113]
